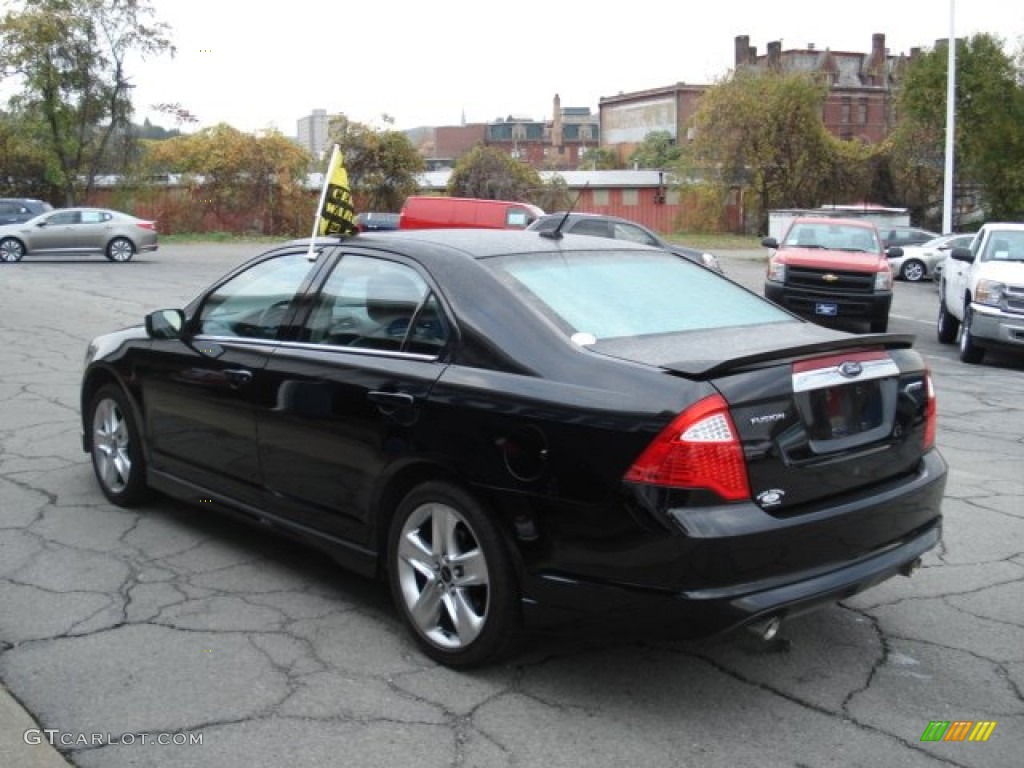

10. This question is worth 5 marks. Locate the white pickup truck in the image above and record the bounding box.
[937,223,1024,364]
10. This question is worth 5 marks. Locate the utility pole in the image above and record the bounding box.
[942,0,956,233]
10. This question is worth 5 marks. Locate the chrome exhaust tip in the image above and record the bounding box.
[747,615,783,642]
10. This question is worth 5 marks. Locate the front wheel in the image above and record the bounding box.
[88,384,151,505]
[387,481,519,667]
[958,307,985,364]
[869,317,888,333]
[900,259,926,282]
[106,237,135,262]
[0,237,25,262]
[936,298,959,344]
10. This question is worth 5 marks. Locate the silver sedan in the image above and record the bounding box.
[887,233,974,282]
[0,207,158,263]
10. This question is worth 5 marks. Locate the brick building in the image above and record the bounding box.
[425,95,600,171]
[599,33,911,158]
[735,32,908,143]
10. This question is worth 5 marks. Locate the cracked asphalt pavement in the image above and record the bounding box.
[1,244,1021,767]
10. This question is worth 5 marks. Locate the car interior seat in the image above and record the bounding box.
[358,272,424,348]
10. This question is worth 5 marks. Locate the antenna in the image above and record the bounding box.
[540,182,589,240]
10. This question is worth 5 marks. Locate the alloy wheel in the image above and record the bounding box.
[395,501,490,650]
[92,396,133,494]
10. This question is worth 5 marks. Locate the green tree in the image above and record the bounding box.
[532,174,575,212]
[446,145,543,202]
[325,114,425,211]
[896,33,1024,221]
[143,124,312,235]
[578,146,620,170]
[0,0,175,205]
[627,130,682,168]
[683,69,838,231]
[0,111,60,199]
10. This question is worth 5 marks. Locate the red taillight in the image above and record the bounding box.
[922,370,937,451]
[624,394,751,501]
[137,221,157,232]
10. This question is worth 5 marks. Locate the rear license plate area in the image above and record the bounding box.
[792,352,900,452]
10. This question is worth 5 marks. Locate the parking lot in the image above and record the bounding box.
[1,242,1022,767]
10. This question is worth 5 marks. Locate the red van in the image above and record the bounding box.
[399,196,544,230]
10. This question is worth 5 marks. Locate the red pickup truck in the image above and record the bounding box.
[762,216,898,333]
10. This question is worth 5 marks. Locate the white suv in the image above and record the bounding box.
[937,223,1024,364]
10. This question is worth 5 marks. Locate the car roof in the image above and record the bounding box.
[536,212,641,225]
[790,216,877,229]
[981,222,1024,232]
[284,228,661,261]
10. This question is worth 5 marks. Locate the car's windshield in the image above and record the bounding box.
[486,250,793,341]
[783,222,879,252]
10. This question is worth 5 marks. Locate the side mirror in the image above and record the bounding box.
[886,246,904,258]
[950,247,974,263]
[36,220,48,228]
[145,308,185,339]
[761,237,779,249]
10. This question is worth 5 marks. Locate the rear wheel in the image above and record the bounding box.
[0,237,25,262]
[958,306,985,364]
[900,259,926,282]
[106,237,135,262]
[88,384,151,505]
[936,297,959,344]
[387,481,519,667]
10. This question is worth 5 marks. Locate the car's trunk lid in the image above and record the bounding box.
[594,323,931,513]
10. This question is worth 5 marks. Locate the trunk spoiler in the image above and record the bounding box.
[592,327,916,379]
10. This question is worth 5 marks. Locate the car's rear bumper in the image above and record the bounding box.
[522,519,939,638]
[519,449,946,638]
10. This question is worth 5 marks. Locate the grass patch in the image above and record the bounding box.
[666,233,764,250]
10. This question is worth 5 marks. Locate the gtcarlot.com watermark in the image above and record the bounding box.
[25,729,203,747]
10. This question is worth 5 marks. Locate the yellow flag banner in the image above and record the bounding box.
[316,144,358,237]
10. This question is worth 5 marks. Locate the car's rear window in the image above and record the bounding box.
[487,249,793,340]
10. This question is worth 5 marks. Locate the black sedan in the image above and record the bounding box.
[81,229,946,666]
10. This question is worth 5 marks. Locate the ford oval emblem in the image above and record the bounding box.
[838,361,863,378]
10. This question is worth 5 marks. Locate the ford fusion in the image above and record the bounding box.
[80,229,947,666]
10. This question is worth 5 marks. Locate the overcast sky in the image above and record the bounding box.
[123,0,1021,135]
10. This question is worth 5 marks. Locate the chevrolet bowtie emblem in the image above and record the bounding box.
[822,273,839,282]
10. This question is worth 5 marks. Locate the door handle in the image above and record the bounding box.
[367,391,415,408]
[224,368,253,388]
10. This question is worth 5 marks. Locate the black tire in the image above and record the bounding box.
[936,296,959,344]
[87,384,151,506]
[869,317,888,333]
[387,481,520,667]
[958,306,985,364]
[106,237,135,262]
[900,259,926,282]
[0,237,25,262]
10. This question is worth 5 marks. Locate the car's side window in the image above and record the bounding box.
[80,211,111,224]
[612,222,657,245]
[572,219,611,238]
[196,253,316,340]
[47,211,80,226]
[304,255,444,354]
